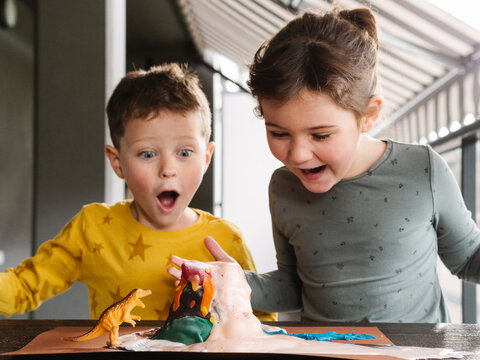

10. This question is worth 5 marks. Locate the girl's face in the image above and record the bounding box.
[262,89,368,194]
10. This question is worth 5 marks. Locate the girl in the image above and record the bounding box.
[171,8,480,323]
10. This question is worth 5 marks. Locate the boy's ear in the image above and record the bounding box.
[361,95,383,133]
[105,145,125,179]
[204,142,215,173]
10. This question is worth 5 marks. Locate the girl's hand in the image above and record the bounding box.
[167,236,237,282]
[167,255,188,281]
[203,236,237,263]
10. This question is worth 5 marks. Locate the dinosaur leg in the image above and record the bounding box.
[124,316,137,327]
[109,325,119,347]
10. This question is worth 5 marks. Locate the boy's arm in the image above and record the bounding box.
[430,147,480,281]
[0,214,84,316]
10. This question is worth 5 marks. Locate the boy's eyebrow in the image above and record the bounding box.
[264,121,336,131]
[129,134,200,144]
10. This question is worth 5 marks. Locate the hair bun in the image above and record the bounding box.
[339,8,378,49]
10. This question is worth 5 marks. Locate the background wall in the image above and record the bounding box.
[31,0,108,319]
[221,92,280,273]
[0,0,34,319]
[0,0,215,319]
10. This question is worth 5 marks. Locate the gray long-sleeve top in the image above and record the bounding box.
[246,140,480,322]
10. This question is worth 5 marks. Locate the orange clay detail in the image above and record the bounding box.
[200,271,215,317]
[173,278,187,312]
[63,288,151,347]
[191,274,200,291]
[190,300,195,308]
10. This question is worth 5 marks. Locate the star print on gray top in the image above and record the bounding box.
[245,139,480,322]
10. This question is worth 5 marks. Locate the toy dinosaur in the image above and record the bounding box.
[63,288,151,347]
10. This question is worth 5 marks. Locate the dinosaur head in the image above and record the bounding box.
[136,288,152,298]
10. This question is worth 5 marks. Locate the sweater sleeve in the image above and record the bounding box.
[430,147,480,282]
[0,210,85,316]
[246,173,302,313]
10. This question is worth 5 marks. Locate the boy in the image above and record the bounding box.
[0,63,275,321]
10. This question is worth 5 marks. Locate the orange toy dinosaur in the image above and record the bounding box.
[63,288,151,347]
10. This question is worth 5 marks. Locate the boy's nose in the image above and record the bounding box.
[161,169,176,178]
[160,159,177,178]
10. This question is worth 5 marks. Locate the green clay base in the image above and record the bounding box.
[152,316,213,345]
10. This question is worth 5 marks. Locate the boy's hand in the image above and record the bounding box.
[167,236,237,283]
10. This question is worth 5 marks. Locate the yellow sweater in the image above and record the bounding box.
[0,201,276,321]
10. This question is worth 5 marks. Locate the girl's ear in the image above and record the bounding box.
[362,95,383,133]
[105,145,125,179]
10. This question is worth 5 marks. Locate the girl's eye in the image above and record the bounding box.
[140,151,156,159]
[313,134,330,141]
[178,149,193,157]
[269,131,288,138]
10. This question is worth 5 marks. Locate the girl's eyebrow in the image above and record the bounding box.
[264,122,336,131]
[264,121,281,127]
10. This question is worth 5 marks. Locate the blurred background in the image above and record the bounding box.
[1,0,479,322]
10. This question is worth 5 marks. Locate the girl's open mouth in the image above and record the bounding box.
[300,165,327,180]
[157,191,179,211]
[301,165,326,174]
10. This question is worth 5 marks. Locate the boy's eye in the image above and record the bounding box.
[178,149,193,157]
[140,151,156,159]
[313,134,330,140]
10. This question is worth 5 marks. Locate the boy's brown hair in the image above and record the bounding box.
[107,63,211,149]
[248,8,379,120]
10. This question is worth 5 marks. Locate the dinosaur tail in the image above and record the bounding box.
[63,325,107,342]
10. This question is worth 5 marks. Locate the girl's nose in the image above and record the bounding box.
[288,140,312,164]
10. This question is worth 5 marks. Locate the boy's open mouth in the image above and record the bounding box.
[301,165,326,174]
[157,191,179,210]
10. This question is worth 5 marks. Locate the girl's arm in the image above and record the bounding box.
[246,191,302,313]
[430,147,480,281]
[169,235,302,313]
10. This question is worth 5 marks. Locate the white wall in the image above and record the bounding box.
[220,92,282,273]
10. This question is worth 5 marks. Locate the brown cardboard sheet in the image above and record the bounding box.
[3,325,394,359]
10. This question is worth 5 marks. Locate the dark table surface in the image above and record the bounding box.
[1,320,480,359]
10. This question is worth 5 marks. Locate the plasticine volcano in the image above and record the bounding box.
[151,262,215,344]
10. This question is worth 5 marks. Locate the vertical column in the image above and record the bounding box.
[34,0,122,318]
[104,0,126,204]
[461,135,477,323]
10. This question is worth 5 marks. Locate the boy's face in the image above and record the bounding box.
[262,89,371,194]
[106,110,214,231]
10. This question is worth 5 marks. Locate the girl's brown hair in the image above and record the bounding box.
[107,63,211,149]
[248,7,379,119]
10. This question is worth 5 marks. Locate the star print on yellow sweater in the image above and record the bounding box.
[102,213,112,224]
[128,234,152,261]
[109,286,124,304]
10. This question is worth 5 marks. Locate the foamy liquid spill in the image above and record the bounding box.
[116,262,470,359]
